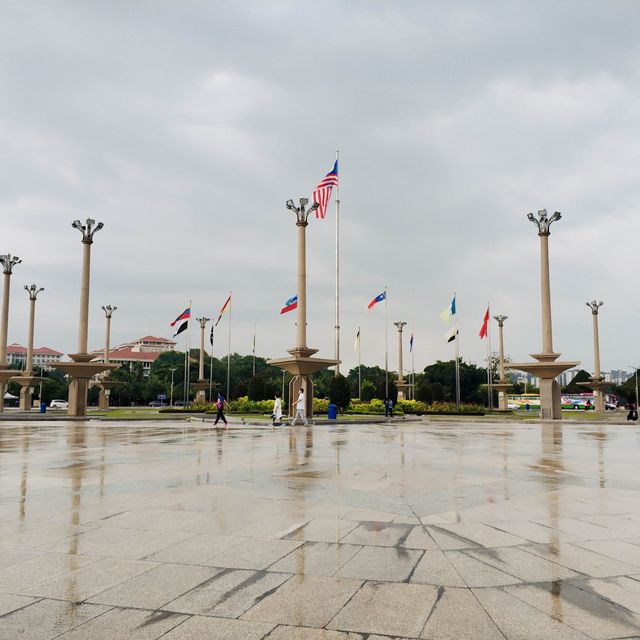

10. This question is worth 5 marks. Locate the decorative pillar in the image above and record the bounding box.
[96,305,120,410]
[510,210,579,419]
[193,317,210,403]
[394,321,411,400]
[55,219,118,417]
[14,284,45,411]
[0,254,21,412]
[268,198,339,418]
[577,301,606,411]
[492,314,511,411]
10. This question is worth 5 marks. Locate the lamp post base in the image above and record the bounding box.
[55,357,119,417]
[268,353,339,418]
[12,375,45,411]
[492,382,512,411]
[192,380,211,404]
[509,358,579,420]
[577,377,608,411]
[0,370,17,412]
[91,379,124,410]
[396,383,413,401]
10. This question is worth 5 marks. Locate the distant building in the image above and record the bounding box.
[91,335,176,378]
[6,343,63,371]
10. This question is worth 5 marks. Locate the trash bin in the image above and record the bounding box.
[39,402,46,414]
[328,403,338,420]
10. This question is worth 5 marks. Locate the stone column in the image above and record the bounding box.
[0,254,21,412]
[193,317,210,403]
[509,210,578,420]
[578,301,605,411]
[55,219,118,417]
[296,219,308,350]
[493,314,511,411]
[268,198,339,419]
[16,285,44,410]
[394,321,410,400]
[97,305,117,410]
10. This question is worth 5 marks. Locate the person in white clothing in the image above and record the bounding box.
[291,387,308,426]
[272,392,283,426]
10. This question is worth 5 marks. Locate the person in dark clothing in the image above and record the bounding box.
[627,402,638,422]
[214,392,228,427]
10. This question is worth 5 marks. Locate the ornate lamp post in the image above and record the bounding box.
[269,198,339,418]
[577,301,606,411]
[510,210,579,419]
[55,219,118,416]
[0,254,21,411]
[492,314,512,410]
[193,317,211,403]
[95,305,121,409]
[394,321,411,400]
[13,285,45,410]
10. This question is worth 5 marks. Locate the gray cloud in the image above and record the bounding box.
[1,1,639,376]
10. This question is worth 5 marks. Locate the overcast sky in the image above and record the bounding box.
[2,1,639,376]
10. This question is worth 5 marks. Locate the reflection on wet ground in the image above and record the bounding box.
[0,419,639,638]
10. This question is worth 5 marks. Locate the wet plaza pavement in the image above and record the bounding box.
[0,418,640,639]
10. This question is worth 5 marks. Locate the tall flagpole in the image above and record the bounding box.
[358,326,362,401]
[185,299,192,405]
[384,286,389,398]
[487,302,493,410]
[334,149,340,377]
[208,324,214,402]
[454,294,460,411]
[411,324,415,401]
[226,291,232,401]
[252,322,256,377]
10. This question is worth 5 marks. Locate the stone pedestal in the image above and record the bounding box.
[269,347,338,418]
[192,381,211,404]
[396,383,413,401]
[0,370,15,411]
[492,382,512,411]
[577,378,608,411]
[509,356,578,419]
[93,379,123,410]
[13,375,45,411]
[56,353,118,417]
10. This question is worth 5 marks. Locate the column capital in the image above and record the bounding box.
[24,284,44,301]
[493,314,508,327]
[586,300,603,315]
[286,198,318,225]
[0,254,21,275]
[196,317,210,328]
[527,209,561,235]
[72,218,104,243]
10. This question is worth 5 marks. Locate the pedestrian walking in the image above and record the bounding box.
[214,392,228,428]
[627,402,638,422]
[291,387,308,426]
[272,392,283,426]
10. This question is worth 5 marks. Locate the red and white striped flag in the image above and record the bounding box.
[312,160,338,220]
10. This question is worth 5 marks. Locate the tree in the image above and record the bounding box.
[423,360,486,404]
[562,369,592,394]
[248,375,267,401]
[329,374,351,411]
[360,380,376,402]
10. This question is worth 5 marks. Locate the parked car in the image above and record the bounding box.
[605,402,617,410]
[50,399,69,409]
[148,400,167,407]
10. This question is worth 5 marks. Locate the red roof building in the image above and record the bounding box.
[91,336,176,377]
[6,343,64,370]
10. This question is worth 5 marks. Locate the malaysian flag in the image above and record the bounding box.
[312,159,338,219]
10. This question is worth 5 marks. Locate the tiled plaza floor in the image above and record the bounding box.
[0,418,639,639]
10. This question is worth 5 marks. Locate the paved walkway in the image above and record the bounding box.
[0,419,639,639]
